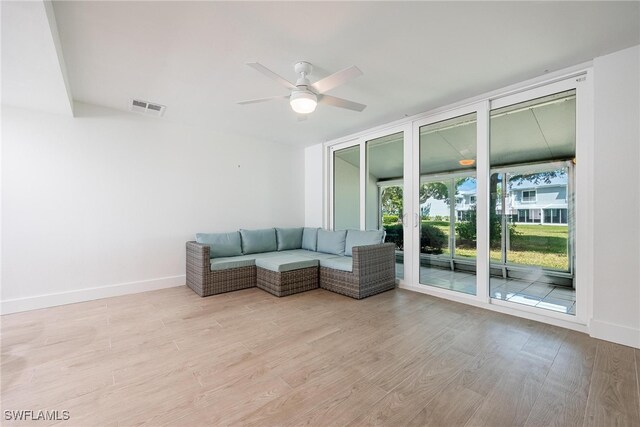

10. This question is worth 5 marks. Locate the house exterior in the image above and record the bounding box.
[420,190,477,220]
[498,176,569,224]
[420,175,569,225]
[455,191,476,220]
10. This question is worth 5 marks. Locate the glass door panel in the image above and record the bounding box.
[489,89,576,315]
[454,177,477,260]
[366,132,404,279]
[333,145,360,230]
[418,113,477,295]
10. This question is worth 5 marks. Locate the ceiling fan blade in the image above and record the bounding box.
[318,94,366,112]
[246,62,296,90]
[237,95,289,105]
[311,66,362,94]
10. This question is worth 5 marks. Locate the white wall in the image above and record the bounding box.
[1,102,305,313]
[591,45,640,348]
[304,144,324,228]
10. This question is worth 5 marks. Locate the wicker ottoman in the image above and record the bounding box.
[255,256,319,297]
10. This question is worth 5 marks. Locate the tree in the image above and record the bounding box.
[421,177,476,205]
[509,170,566,187]
[381,186,403,216]
[421,181,448,203]
[380,184,449,218]
[420,203,431,218]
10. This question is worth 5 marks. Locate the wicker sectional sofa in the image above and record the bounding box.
[186,227,396,299]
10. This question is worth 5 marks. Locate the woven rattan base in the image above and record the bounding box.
[319,266,395,299]
[256,266,319,297]
[186,265,256,297]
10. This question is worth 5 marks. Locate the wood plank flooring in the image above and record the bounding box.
[1,286,639,426]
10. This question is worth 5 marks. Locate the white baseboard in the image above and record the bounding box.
[1,275,186,315]
[400,284,640,348]
[399,283,588,334]
[589,319,640,349]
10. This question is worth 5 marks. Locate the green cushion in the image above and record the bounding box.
[255,255,318,272]
[345,230,385,256]
[319,256,353,272]
[288,250,341,261]
[316,229,347,256]
[210,256,256,271]
[240,228,277,254]
[196,232,242,258]
[275,227,304,251]
[251,251,282,259]
[302,227,319,251]
[276,249,313,257]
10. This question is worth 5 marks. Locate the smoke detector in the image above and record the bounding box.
[129,99,166,117]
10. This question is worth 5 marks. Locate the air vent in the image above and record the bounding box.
[129,99,166,117]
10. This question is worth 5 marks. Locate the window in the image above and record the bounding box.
[469,195,476,204]
[333,146,360,230]
[518,209,529,222]
[522,190,536,203]
[544,208,568,224]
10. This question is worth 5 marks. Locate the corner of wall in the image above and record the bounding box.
[590,319,640,349]
[304,144,324,227]
[590,44,640,349]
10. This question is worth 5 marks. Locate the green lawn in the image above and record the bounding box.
[421,221,569,270]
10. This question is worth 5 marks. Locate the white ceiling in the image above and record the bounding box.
[4,2,640,146]
[1,1,73,115]
[338,92,576,179]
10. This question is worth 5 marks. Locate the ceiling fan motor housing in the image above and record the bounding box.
[295,61,313,87]
[294,61,313,76]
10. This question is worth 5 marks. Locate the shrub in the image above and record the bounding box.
[383,223,447,255]
[383,223,404,250]
[456,219,476,242]
[382,214,399,225]
[454,207,519,248]
[420,224,447,254]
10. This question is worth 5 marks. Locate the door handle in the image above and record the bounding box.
[402,213,408,228]
[414,213,419,228]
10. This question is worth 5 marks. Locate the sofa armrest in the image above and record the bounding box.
[351,243,396,278]
[186,241,210,271]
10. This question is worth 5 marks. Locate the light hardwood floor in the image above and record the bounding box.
[1,286,639,426]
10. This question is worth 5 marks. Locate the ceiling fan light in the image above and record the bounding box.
[290,90,317,114]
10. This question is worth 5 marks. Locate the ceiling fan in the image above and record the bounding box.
[238,61,366,115]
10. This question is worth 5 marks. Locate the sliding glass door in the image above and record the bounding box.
[330,127,410,282]
[489,88,577,315]
[415,110,479,295]
[328,73,588,324]
[366,132,405,279]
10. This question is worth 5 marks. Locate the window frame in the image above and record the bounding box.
[522,190,537,203]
